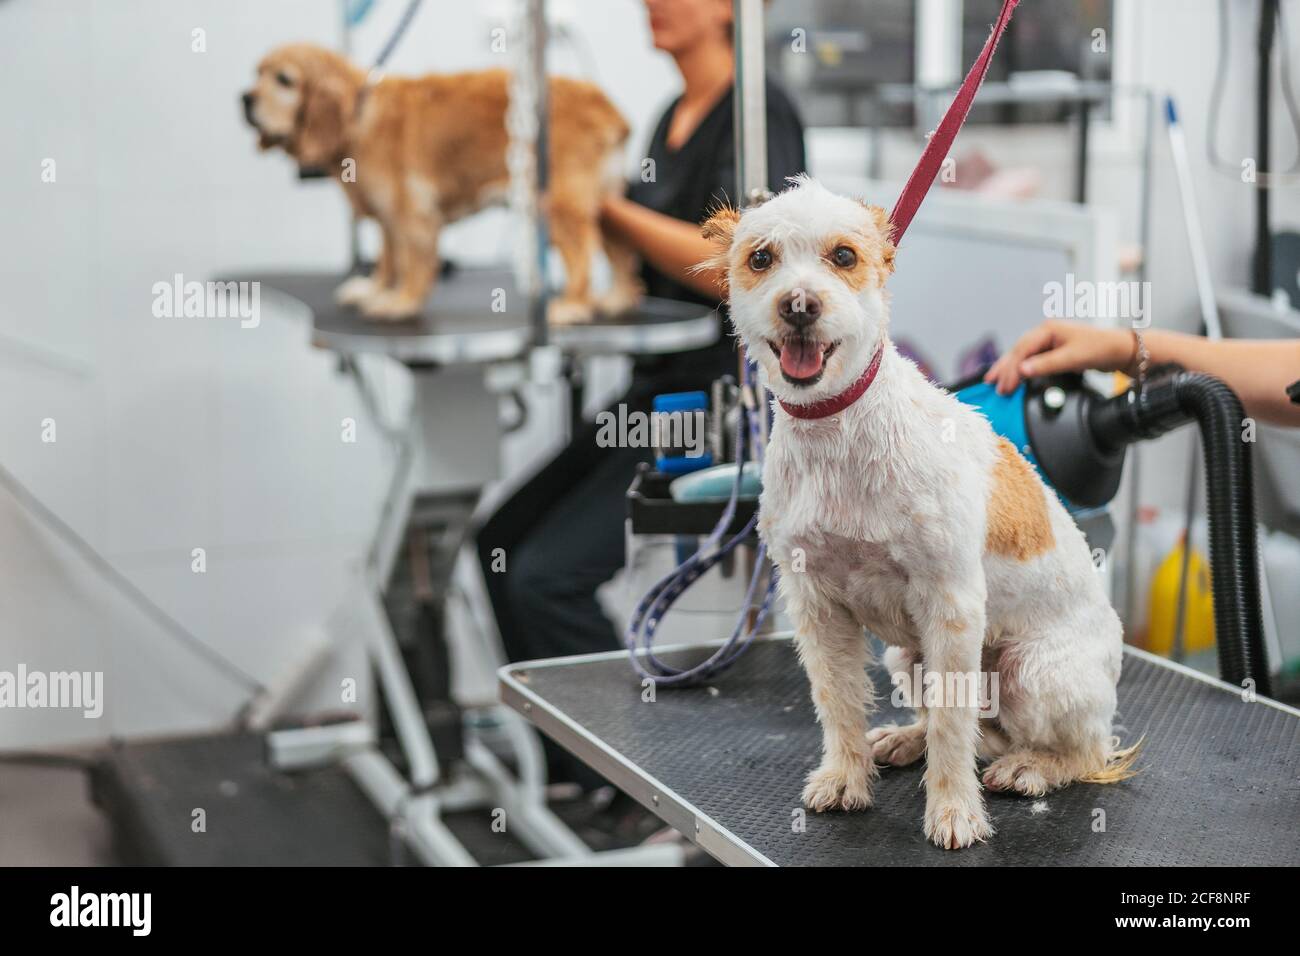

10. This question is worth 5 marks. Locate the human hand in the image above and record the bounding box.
[983,320,1136,395]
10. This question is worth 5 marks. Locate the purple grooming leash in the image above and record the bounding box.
[624,352,778,686]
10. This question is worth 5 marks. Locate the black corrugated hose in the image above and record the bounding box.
[1089,372,1272,697]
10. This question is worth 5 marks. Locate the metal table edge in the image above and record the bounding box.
[1121,645,1300,718]
[310,323,532,364]
[499,650,780,867]
[548,307,720,357]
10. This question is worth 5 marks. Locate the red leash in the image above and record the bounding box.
[777,0,1019,421]
[888,0,1021,247]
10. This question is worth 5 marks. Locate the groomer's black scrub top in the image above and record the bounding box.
[628,77,806,383]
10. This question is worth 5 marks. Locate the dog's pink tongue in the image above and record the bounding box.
[779,339,825,379]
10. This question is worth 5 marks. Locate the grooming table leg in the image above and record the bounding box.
[317,361,642,864]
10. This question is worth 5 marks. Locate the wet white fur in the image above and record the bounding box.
[725,178,1124,850]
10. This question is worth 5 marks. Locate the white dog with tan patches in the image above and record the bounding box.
[700,177,1137,850]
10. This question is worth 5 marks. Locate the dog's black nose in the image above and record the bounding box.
[777,289,822,327]
[241,92,256,124]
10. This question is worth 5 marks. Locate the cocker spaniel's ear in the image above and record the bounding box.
[293,68,352,171]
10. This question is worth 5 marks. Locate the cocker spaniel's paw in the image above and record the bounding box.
[360,291,422,321]
[924,793,992,850]
[801,755,876,812]
[335,275,377,308]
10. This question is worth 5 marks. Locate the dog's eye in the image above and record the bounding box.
[276,71,294,88]
[748,248,773,271]
[830,245,857,268]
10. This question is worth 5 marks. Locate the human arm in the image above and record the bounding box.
[984,319,1300,426]
[599,82,807,302]
[599,194,727,299]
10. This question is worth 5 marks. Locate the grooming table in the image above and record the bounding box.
[499,637,1300,866]
[243,268,719,362]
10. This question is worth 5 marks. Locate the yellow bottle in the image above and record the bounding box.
[1145,534,1215,656]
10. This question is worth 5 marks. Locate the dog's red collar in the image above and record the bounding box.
[778,346,884,420]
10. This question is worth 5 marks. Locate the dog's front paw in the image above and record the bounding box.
[335,275,376,308]
[924,794,992,850]
[867,722,927,767]
[801,754,876,812]
[361,291,422,321]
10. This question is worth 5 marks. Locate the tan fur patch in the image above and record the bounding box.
[695,206,742,289]
[725,238,778,293]
[842,197,894,280]
[854,200,897,275]
[700,206,740,245]
[985,438,1054,560]
[821,235,874,292]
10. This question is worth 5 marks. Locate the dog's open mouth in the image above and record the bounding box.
[767,337,839,386]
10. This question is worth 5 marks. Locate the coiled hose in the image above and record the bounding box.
[1089,372,1271,696]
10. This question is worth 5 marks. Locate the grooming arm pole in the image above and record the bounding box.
[527,0,549,347]
[733,0,769,206]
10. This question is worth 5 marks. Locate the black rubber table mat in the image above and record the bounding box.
[503,639,1300,866]
[91,733,396,866]
[91,731,614,866]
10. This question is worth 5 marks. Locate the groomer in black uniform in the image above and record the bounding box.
[478,0,804,784]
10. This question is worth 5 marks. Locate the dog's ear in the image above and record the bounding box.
[693,205,741,286]
[293,64,352,170]
[700,205,741,247]
[859,201,897,275]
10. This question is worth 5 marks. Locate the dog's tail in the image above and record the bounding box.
[1078,735,1144,785]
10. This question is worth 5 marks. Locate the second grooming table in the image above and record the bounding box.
[244,267,719,362]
